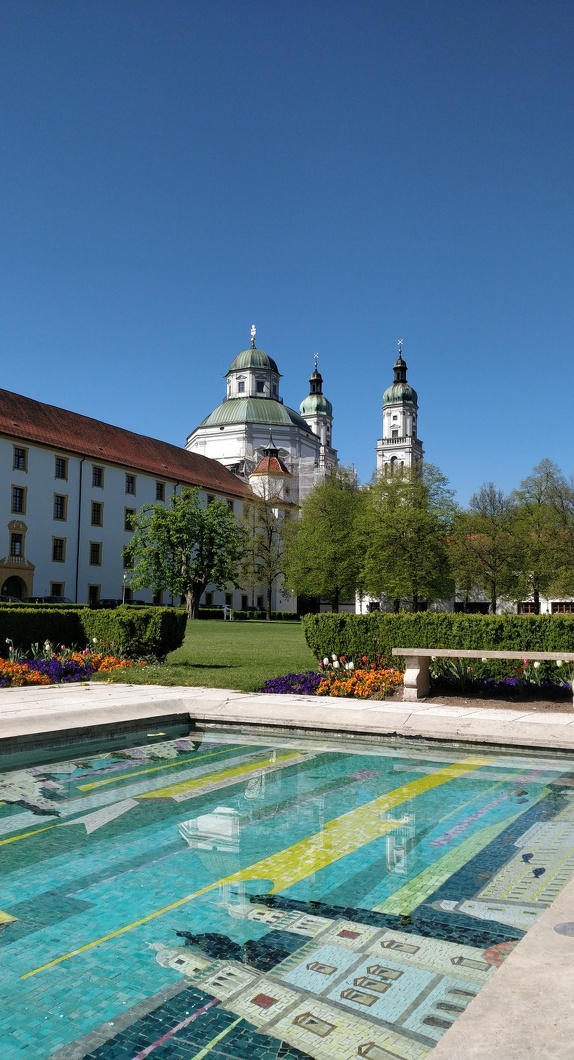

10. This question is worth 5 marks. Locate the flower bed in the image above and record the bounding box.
[259,655,405,700]
[0,641,146,688]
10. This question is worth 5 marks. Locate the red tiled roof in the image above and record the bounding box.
[250,455,292,476]
[0,389,251,499]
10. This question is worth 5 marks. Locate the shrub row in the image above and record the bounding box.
[301,612,574,680]
[0,607,187,661]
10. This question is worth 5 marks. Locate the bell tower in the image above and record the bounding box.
[376,340,423,473]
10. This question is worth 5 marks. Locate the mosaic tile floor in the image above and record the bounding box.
[1,729,574,1059]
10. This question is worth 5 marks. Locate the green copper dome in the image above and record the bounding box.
[199,397,312,432]
[382,381,418,405]
[227,348,279,374]
[299,392,333,416]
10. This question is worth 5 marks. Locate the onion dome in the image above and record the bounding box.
[382,347,418,406]
[299,362,333,416]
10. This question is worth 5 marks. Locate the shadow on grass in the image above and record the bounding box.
[166,661,234,670]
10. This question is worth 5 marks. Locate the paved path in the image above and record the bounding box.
[1,681,574,750]
[0,683,573,1059]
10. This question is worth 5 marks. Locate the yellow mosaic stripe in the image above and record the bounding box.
[376,793,546,915]
[189,1016,243,1059]
[21,753,489,980]
[0,910,17,924]
[78,746,236,791]
[136,750,304,799]
[0,824,59,847]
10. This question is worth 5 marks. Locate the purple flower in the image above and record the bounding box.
[259,671,323,696]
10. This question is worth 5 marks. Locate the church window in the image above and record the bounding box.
[10,533,22,557]
[90,542,102,565]
[53,495,67,520]
[11,486,26,514]
[55,457,68,479]
[256,380,265,393]
[52,538,65,562]
[391,430,398,439]
[238,381,245,393]
[273,385,277,396]
[13,447,27,471]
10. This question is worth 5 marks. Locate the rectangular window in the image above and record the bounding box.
[13,447,27,471]
[225,592,233,606]
[155,481,165,501]
[206,494,214,505]
[91,501,103,526]
[92,465,104,487]
[90,542,102,565]
[238,381,245,393]
[88,585,100,606]
[11,486,26,514]
[391,429,399,439]
[50,582,63,598]
[227,499,234,513]
[241,594,248,610]
[122,547,133,569]
[53,494,67,520]
[55,457,68,480]
[124,508,135,531]
[256,380,265,393]
[552,602,574,614]
[10,533,22,557]
[125,473,136,495]
[52,537,66,562]
[204,592,214,607]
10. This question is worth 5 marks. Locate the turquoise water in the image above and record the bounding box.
[1,729,573,1059]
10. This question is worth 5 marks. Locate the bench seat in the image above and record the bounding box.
[391,647,574,703]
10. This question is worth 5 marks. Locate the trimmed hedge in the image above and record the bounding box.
[301,612,574,680]
[0,607,187,661]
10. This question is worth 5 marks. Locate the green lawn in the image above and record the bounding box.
[92,620,317,692]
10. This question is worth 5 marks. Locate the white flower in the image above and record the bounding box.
[323,657,329,666]
[533,661,541,669]
[333,660,340,669]
[481,657,487,662]
[556,660,563,668]
[348,661,354,670]
[92,637,98,644]
[332,653,337,661]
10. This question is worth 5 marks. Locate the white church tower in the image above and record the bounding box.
[376,340,423,473]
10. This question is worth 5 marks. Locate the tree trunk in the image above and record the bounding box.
[393,598,400,613]
[533,588,540,615]
[186,590,195,619]
[412,592,419,612]
[266,587,272,621]
[331,588,340,613]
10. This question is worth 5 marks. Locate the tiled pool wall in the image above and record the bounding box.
[1,729,573,1059]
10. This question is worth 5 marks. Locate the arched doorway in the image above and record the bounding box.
[1,575,26,599]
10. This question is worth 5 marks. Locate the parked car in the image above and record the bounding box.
[0,594,24,603]
[90,598,122,609]
[23,595,74,604]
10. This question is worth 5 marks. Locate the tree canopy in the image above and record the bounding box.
[125,488,245,618]
[284,468,361,611]
[238,490,287,620]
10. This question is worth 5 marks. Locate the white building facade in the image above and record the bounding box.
[376,342,423,474]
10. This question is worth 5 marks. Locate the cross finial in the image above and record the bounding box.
[397,338,403,357]
[314,351,319,371]
[250,324,257,348]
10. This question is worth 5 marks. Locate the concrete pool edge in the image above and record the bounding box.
[1,683,574,752]
[1,683,573,1059]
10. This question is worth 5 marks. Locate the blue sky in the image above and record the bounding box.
[1,1,573,503]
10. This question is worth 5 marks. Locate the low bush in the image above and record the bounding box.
[301,612,574,681]
[0,606,186,661]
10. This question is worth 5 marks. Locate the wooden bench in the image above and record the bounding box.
[391,647,574,704]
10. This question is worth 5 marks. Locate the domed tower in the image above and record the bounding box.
[376,340,423,473]
[299,355,337,475]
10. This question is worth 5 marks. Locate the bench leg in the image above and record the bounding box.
[402,655,430,700]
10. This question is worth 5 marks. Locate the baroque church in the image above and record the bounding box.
[0,326,423,608]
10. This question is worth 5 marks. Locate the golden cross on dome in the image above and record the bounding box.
[250,324,257,348]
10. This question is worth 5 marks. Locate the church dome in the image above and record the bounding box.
[227,348,279,374]
[299,392,333,416]
[382,381,418,405]
[199,396,312,433]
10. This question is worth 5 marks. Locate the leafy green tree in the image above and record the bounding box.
[510,459,567,611]
[358,463,455,611]
[239,493,287,620]
[448,482,517,613]
[125,488,245,619]
[284,468,361,612]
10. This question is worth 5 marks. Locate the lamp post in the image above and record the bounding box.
[122,572,128,605]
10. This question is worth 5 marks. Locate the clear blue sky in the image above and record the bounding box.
[1,1,573,503]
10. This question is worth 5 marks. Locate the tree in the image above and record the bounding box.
[510,460,567,611]
[448,482,517,613]
[239,492,287,620]
[358,463,455,610]
[125,488,245,618]
[284,468,361,612]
